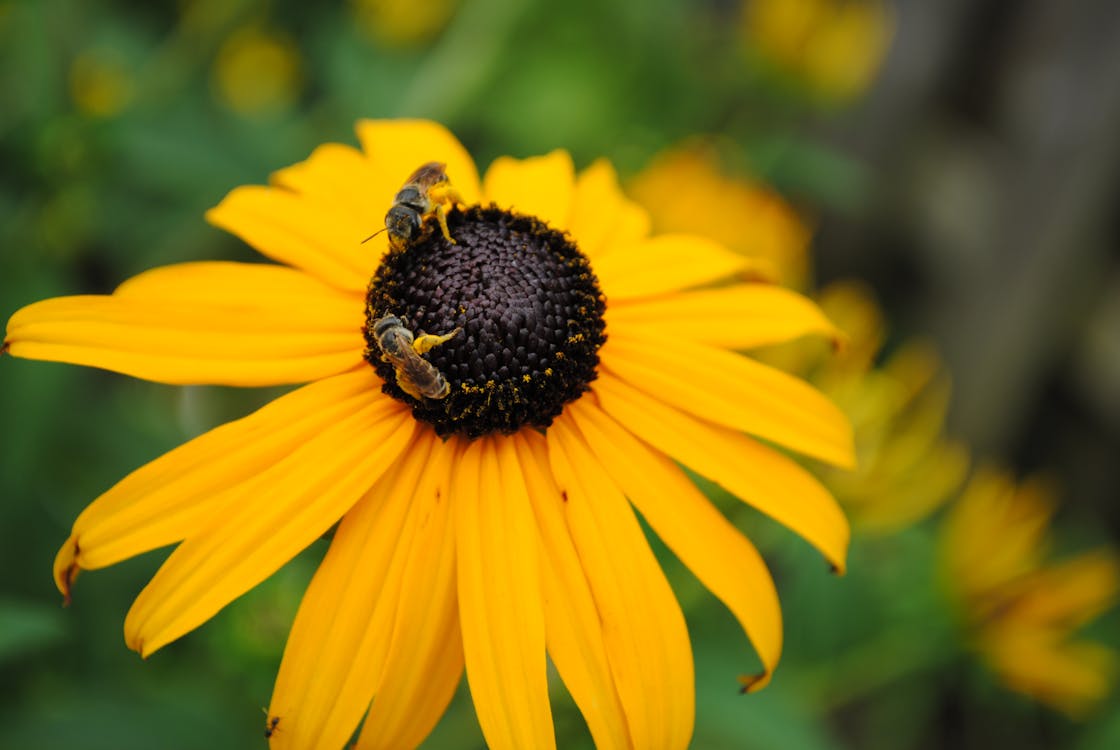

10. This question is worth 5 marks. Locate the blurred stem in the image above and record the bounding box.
[801,628,959,712]
[397,0,533,120]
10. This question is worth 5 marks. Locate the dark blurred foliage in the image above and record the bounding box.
[1,0,1119,748]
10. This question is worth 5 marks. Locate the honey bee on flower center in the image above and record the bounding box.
[371,314,460,401]
[363,161,464,249]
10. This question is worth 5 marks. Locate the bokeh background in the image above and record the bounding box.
[2,0,1119,748]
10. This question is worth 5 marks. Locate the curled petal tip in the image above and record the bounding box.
[737,671,771,693]
[54,537,80,605]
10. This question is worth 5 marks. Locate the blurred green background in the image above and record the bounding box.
[2,0,1119,748]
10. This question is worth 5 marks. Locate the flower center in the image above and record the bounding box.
[364,205,606,438]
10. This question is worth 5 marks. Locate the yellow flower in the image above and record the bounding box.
[801,281,969,533]
[941,468,1120,717]
[629,141,963,534]
[70,49,134,118]
[3,120,854,749]
[742,0,893,101]
[352,0,460,48]
[627,138,811,288]
[213,25,302,118]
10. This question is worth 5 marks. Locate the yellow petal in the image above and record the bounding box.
[454,437,555,750]
[124,396,415,656]
[568,399,782,690]
[53,369,386,599]
[269,142,387,233]
[593,371,849,572]
[356,118,482,206]
[512,431,632,749]
[268,433,456,750]
[569,159,650,259]
[981,624,1117,717]
[592,234,773,301]
[602,332,855,468]
[607,283,842,349]
[548,413,695,750]
[1007,551,1120,628]
[5,262,364,386]
[355,438,464,750]
[206,186,374,293]
[482,151,576,232]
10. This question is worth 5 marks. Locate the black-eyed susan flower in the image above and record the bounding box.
[3,119,854,749]
[941,468,1120,717]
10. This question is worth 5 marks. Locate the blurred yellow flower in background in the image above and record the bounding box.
[631,149,965,534]
[795,281,969,533]
[213,25,301,118]
[742,0,893,101]
[628,139,811,288]
[70,49,135,118]
[941,468,1120,717]
[352,0,460,49]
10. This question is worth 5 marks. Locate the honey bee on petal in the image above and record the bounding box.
[372,315,461,400]
[363,161,464,249]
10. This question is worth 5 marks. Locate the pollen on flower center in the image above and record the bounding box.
[364,205,607,438]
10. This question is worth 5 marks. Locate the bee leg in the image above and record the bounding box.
[433,203,456,245]
[412,327,462,355]
[430,184,465,245]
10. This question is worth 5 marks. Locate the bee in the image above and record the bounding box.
[363,161,464,249]
[263,714,280,739]
[372,315,461,400]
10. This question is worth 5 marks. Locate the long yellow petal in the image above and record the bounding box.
[269,142,387,234]
[513,431,632,750]
[53,369,386,599]
[267,432,429,750]
[568,399,782,690]
[267,433,452,750]
[592,234,773,301]
[454,437,555,750]
[206,186,374,293]
[592,371,849,572]
[5,263,363,386]
[356,118,482,206]
[482,151,575,233]
[603,331,854,468]
[607,283,842,350]
[569,159,650,259]
[549,413,695,750]
[123,396,415,656]
[355,437,464,750]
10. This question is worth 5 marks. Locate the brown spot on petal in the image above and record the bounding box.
[737,671,769,694]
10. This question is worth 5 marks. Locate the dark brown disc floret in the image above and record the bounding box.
[364,205,606,439]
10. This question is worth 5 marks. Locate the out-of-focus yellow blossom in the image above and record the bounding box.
[70,50,134,118]
[777,281,969,532]
[352,0,459,49]
[742,0,893,102]
[631,146,964,533]
[628,139,811,288]
[941,468,1120,717]
[213,26,301,118]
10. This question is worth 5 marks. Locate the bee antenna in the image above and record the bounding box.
[361,227,388,244]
